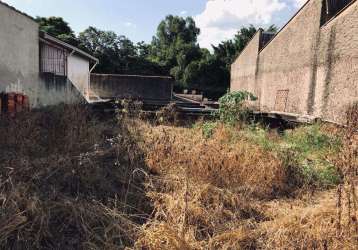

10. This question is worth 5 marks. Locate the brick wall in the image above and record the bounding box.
[231,0,358,123]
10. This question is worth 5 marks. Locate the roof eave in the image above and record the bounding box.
[39,32,99,63]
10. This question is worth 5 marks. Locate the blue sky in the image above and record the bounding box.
[2,0,306,48]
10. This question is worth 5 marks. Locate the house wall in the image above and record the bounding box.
[68,54,90,96]
[36,74,84,106]
[91,74,173,101]
[0,3,84,108]
[230,0,358,123]
[0,2,39,100]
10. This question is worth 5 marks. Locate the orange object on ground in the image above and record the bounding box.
[0,92,30,117]
[7,93,16,116]
[16,94,23,113]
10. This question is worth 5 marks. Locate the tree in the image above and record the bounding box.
[150,15,202,88]
[78,27,164,75]
[36,16,78,46]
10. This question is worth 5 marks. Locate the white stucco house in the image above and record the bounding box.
[0,1,99,108]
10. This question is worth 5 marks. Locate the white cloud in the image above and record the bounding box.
[180,10,188,16]
[293,0,307,8]
[195,0,288,49]
[123,22,136,28]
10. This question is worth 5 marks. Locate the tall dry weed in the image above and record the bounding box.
[143,124,286,198]
[0,105,150,249]
[335,103,358,241]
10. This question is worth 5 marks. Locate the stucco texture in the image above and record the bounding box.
[231,0,358,123]
[0,2,39,97]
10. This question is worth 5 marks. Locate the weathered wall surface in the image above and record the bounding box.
[36,74,85,106]
[314,2,358,122]
[68,54,90,96]
[91,74,173,101]
[0,3,39,101]
[258,0,321,115]
[231,0,358,123]
[231,30,262,109]
[0,3,87,108]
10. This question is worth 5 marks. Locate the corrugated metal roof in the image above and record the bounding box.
[40,32,99,63]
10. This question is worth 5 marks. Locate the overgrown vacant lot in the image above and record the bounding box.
[0,103,357,249]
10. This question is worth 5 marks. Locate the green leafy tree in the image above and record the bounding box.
[78,27,164,75]
[150,15,202,88]
[36,16,78,46]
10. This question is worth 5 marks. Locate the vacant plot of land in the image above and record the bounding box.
[0,104,356,249]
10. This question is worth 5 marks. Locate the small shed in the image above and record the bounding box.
[39,32,99,102]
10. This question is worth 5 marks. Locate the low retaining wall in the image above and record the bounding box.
[90,74,173,101]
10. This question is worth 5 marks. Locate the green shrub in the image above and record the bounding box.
[279,148,341,190]
[216,91,257,125]
[201,121,218,138]
[278,124,342,191]
[300,162,341,188]
[244,125,277,151]
[283,124,341,155]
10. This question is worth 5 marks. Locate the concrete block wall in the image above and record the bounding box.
[231,0,358,123]
[91,74,174,101]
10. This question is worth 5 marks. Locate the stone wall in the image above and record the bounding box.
[91,74,173,101]
[231,0,358,123]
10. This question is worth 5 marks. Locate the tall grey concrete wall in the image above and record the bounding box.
[231,0,358,123]
[314,1,358,122]
[0,2,39,103]
[91,74,173,101]
[231,30,262,109]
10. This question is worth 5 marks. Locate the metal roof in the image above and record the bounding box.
[39,32,99,63]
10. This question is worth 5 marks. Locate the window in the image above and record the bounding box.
[321,0,354,25]
[40,43,68,76]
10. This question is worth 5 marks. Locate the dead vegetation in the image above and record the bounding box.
[0,105,150,249]
[0,103,357,249]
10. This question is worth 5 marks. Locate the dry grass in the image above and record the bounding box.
[0,105,150,249]
[334,103,358,243]
[0,103,356,249]
[130,110,356,249]
[142,124,287,198]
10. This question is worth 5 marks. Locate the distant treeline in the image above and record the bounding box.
[36,16,276,99]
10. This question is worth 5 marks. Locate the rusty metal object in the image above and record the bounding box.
[0,92,30,117]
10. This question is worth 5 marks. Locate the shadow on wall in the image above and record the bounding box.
[1,64,85,111]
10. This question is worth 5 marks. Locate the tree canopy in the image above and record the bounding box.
[36,16,78,46]
[36,15,277,100]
